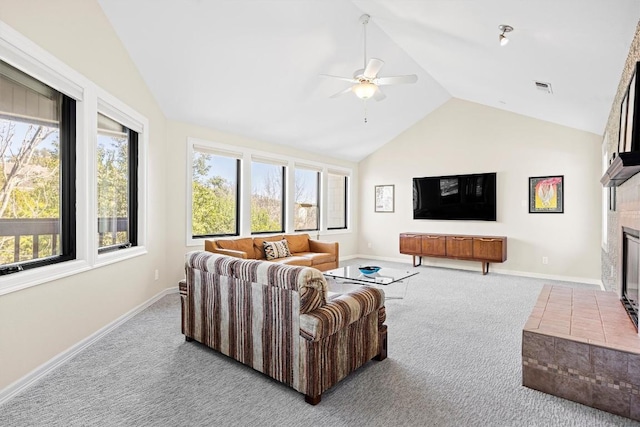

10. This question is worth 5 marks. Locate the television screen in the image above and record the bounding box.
[413,172,496,221]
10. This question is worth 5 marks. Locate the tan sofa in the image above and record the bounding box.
[204,233,338,271]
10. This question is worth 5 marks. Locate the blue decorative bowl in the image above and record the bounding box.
[359,266,381,275]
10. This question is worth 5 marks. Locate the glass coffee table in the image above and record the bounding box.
[323,265,418,300]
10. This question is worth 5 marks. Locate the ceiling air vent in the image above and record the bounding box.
[534,81,553,94]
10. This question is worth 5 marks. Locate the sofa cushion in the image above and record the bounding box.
[253,235,284,259]
[216,237,255,259]
[285,234,310,253]
[293,252,335,265]
[264,240,292,260]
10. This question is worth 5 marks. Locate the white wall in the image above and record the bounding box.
[0,1,360,392]
[0,0,606,396]
[359,98,602,283]
[164,120,360,288]
[0,0,168,390]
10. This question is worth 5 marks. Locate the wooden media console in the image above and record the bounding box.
[399,232,507,274]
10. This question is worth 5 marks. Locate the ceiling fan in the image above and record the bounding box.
[322,14,418,103]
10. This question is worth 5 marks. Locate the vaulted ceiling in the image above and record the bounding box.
[98,0,639,161]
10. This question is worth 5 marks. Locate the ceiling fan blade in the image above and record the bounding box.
[330,86,354,98]
[375,75,418,86]
[320,74,358,84]
[373,87,386,102]
[363,58,384,79]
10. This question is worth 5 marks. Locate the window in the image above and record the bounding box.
[187,138,351,244]
[97,113,138,252]
[294,168,319,231]
[327,172,348,230]
[251,160,285,234]
[0,60,75,272]
[0,26,149,294]
[191,149,240,237]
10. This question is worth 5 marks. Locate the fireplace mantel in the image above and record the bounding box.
[601,151,640,187]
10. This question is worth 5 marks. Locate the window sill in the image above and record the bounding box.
[0,246,148,296]
[321,229,352,236]
[188,229,353,246]
[95,246,147,268]
[0,259,91,296]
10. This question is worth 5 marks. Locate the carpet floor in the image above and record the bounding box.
[1,259,637,426]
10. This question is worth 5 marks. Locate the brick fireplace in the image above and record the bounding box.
[522,285,640,420]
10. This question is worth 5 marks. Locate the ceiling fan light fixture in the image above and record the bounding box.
[498,24,513,46]
[353,81,377,99]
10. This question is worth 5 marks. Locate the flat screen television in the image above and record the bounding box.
[413,172,496,221]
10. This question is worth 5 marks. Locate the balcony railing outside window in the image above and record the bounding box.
[97,113,130,250]
[0,217,127,265]
[0,59,76,271]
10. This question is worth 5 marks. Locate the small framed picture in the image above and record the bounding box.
[375,185,394,213]
[529,176,564,214]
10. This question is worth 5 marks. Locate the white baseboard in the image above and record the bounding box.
[490,268,604,289]
[345,254,604,288]
[0,286,178,406]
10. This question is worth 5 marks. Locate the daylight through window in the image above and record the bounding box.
[327,172,348,229]
[187,139,351,243]
[97,113,137,252]
[0,60,75,270]
[294,168,319,231]
[192,149,240,237]
[251,160,285,234]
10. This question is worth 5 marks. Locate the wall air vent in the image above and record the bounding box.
[534,81,553,94]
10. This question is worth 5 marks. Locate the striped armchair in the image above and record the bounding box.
[180,251,387,404]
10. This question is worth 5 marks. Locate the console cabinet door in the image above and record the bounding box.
[421,235,446,256]
[400,234,422,254]
[473,237,506,262]
[446,236,473,259]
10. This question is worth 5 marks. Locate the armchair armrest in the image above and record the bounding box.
[309,239,338,256]
[299,287,384,341]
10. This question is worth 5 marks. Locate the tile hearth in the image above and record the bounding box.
[522,285,640,420]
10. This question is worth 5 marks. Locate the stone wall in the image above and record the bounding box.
[602,21,640,293]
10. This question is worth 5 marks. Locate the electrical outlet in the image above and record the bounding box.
[154,269,159,281]
[367,242,372,249]
[542,256,548,265]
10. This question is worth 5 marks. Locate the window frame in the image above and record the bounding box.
[293,167,321,232]
[0,21,148,295]
[186,137,352,246]
[0,77,77,273]
[96,115,139,254]
[94,92,148,268]
[187,142,243,242]
[327,173,349,231]
[250,159,286,235]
